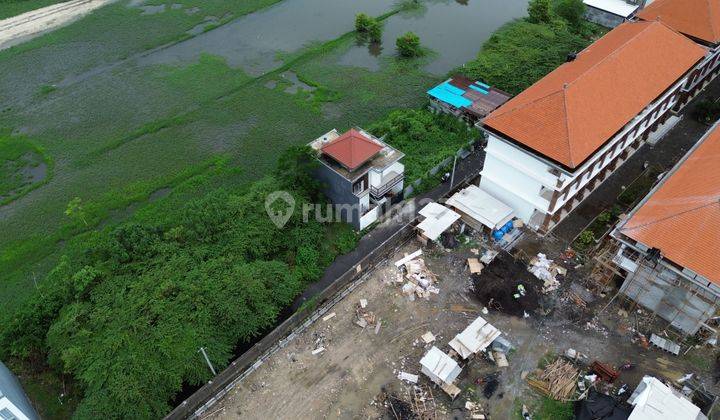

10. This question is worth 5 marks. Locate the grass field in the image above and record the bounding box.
[0,135,52,204]
[0,0,439,316]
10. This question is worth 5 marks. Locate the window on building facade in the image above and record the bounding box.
[0,408,17,420]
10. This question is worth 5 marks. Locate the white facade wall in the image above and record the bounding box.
[0,396,30,420]
[368,161,405,188]
[480,72,688,231]
[359,206,379,230]
[480,136,558,226]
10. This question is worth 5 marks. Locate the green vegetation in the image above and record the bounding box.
[0,149,359,418]
[396,31,423,57]
[355,13,384,42]
[460,1,605,94]
[555,0,586,26]
[617,166,662,207]
[0,135,52,205]
[528,0,552,24]
[368,109,477,183]
[535,397,574,419]
[355,13,374,32]
[0,0,68,20]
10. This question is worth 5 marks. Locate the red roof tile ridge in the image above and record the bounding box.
[565,21,655,89]
[620,200,720,234]
[705,0,720,41]
[562,87,575,167]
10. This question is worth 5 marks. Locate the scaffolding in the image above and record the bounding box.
[585,241,625,294]
[601,246,720,340]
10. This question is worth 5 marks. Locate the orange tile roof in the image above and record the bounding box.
[637,0,720,45]
[619,124,720,283]
[483,21,706,169]
[320,129,384,170]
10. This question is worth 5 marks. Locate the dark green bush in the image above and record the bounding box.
[396,32,422,57]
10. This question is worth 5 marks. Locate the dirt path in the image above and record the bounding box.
[0,0,115,51]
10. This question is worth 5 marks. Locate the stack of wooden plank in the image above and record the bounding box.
[527,359,579,401]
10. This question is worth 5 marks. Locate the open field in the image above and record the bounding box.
[0,1,445,315]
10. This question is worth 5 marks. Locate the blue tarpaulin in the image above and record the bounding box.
[427,81,472,108]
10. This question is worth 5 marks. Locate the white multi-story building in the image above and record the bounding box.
[0,362,38,420]
[478,20,706,234]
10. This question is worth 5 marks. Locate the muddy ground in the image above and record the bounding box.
[204,231,720,419]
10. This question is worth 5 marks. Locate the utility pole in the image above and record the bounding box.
[198,347,216,376]
[449,155,458,188]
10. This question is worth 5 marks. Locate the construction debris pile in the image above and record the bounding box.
[528,253,567,293]
[355,300,377,329]
[473,252,541,317]
[527,359,580,401]
[394,250,440,301]
[380,384,438,420]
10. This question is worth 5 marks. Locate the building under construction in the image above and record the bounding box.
[610,122,720,336]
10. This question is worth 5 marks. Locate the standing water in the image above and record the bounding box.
[341,0,528,74]
[141,0,528,76]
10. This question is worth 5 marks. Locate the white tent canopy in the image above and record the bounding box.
[446,185,514,231]
[628,376,704,420]
[417,202,461,241]
[420,346,462,386]
[448,315,502,359]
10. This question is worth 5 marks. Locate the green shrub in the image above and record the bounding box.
[367,20,383,42]
[0,170,357,418]
[368,109,477,183]
[555,0,586,26]
[577,230,595,247]
[596,210,612,224]
[528,0,552,24]
[396,32,422,57]
[459,6,604,94]
[355,13,373,32]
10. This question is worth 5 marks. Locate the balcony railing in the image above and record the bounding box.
[370,172,403,197]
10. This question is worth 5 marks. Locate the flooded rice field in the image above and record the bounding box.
[340,0,528,74]
[140,0,528,76]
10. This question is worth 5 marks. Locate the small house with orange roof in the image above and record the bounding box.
[309,128,405,230]
[637,0,720,103]
[611,121,720,335]
[477,20,706,234]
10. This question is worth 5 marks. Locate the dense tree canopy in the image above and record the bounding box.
[369,109,477,183]
[0,159,357,418]
[460,0,604,95]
